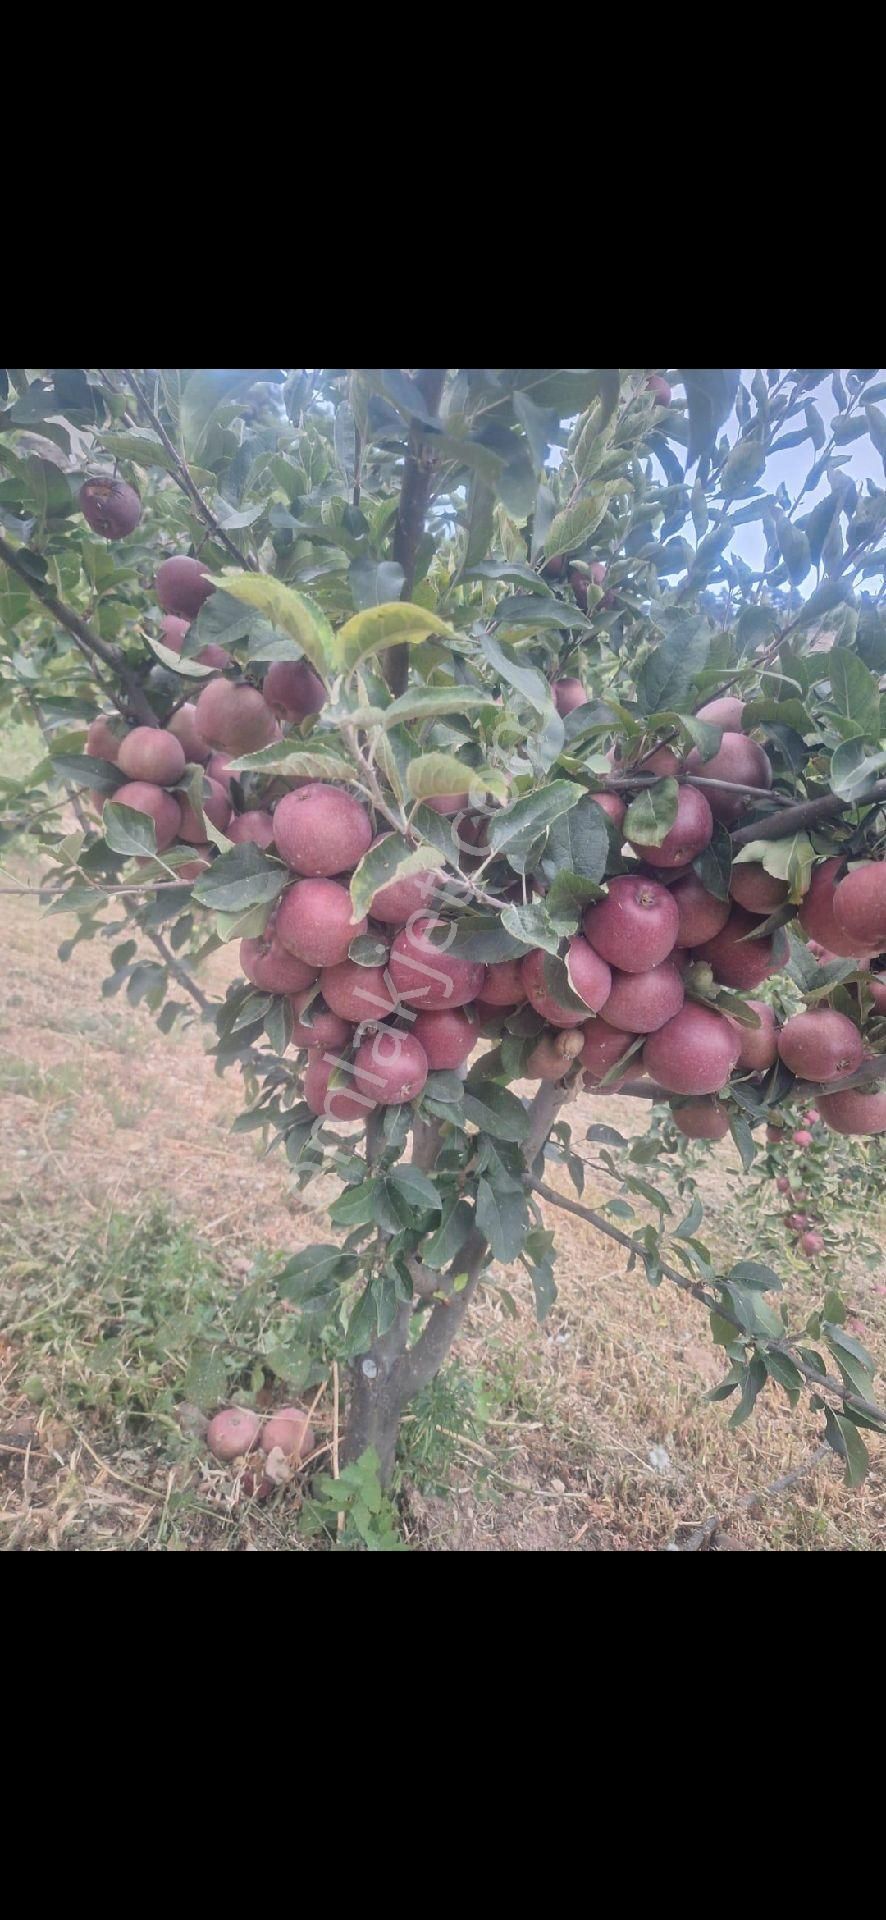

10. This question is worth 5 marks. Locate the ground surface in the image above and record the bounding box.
[2,844,884,1551]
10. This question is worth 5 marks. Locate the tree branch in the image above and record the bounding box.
[396,1084,567,1406]
[142,927,213,1015]
[123,370,258,573]
[0,532,158,727]
[669,1442,831,1551]
[526,1176,886,1426]
[730,781,886,847]
[387,369,446,695]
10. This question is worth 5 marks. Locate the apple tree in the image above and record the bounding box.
[2,365,886,1508]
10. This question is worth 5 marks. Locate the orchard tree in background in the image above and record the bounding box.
[3,366,886,1519]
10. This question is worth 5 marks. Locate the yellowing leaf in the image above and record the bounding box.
[333,601,461,672]
[406,752,508,805]
[207,572,334,677]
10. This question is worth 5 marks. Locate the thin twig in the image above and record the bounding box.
[0,533,158,726]
[526,1175,886,1426]
[123,369,258,572]
[671,1443,831,1551]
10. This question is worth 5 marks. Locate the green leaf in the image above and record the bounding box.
[102,801,158,857]
[97,428,178,474]
[333,602,460,673]
[679,369,740,465]
[206,572,334,677]
[386,1164,443,1215]
[545,871,606,916]
[180,368,284,459]
[763,1349,804,1405]
[476,1175,528,1262]
[728,1355,768,1429]
[224,740,353,780]
[541,795,611,886]
[349,836,440,921]
[825,649,881,737]
[52,752,122,795]
[692,821,733,899]
[192,843,287,912]
[823,1322,878,1400]
[380,686,493,729]
[479,632,553,715]
[462,1082,530,1143]
[729,1113,756,1171]
[727,1260,782,1293]
[326,1167,378,1228]
[623,777,679,847]
[500,901,561,956]
[830,739,886,801]
[422,1197,474,1269]
[277,1244,358,1302]
[823,1407,870,1488]
[545,488,615,562]
[636,618,711,715]
[488,780,583,856]
[183,1348,230,1412]
[348,557,406,610]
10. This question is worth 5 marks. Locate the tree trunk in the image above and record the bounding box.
[340,1083,566,1484]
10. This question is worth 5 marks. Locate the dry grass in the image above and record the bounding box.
[1,873,884,1551]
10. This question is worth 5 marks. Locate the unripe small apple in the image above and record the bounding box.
[792,1129,813,1148]
[646,374,671,406]
[799,1232,824,1257]
[776,1176,790,1193]
[803,1108,820,1125]
[766,1125,785,1143]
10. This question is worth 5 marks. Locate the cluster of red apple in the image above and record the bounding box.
[77,474,886,1137]
[85,551,327,876]
[205,1403,315,1497]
